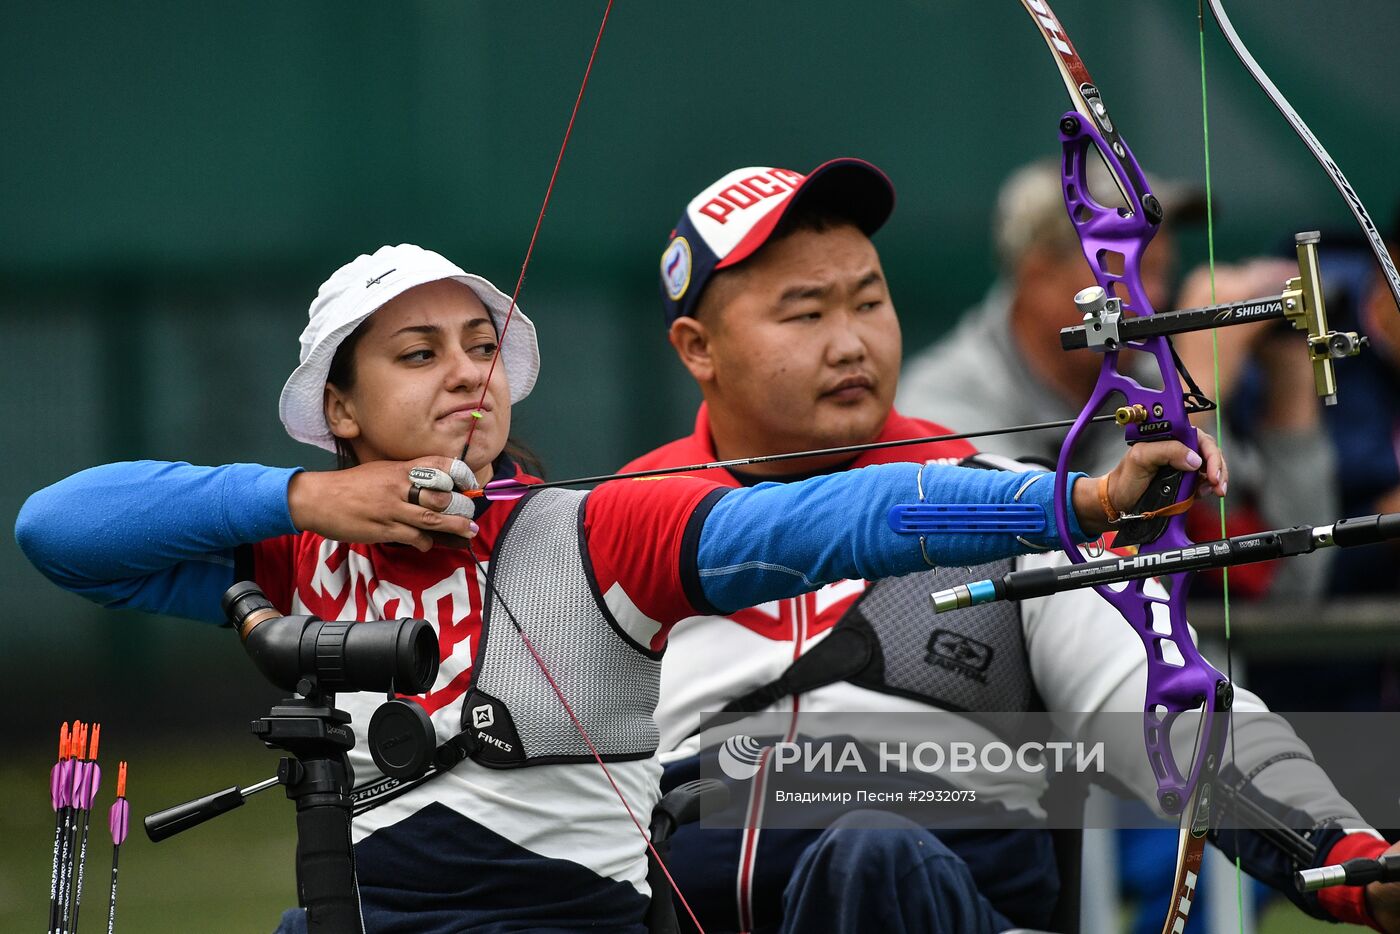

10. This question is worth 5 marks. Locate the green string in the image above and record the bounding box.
[1198,3,1245,930]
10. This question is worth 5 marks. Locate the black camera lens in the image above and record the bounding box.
[222,580,274,627]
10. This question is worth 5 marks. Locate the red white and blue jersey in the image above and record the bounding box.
[249,467,720,929]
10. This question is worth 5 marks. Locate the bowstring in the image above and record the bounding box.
[462,0,615,458]
[1197,2,1245,928]
[465,545,706,931]
[452,3,707,928]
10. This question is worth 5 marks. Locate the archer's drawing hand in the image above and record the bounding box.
[288,457,479,553]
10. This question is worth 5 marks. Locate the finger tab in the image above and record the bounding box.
[443,492,476,519]
[409,466,455,492]
[448,459,480,492]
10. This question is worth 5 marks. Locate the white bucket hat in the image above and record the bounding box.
[279,243,540,451]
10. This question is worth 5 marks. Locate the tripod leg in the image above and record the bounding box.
[296,804,363,934]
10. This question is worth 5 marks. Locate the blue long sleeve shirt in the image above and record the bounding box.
[16,459,1088,622]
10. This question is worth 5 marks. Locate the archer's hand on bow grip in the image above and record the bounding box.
[1075,427,1227,536]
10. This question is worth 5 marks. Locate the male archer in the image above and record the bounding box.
[629,158,1400,932]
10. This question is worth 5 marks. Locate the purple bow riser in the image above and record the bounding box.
[1049,111,1231,816]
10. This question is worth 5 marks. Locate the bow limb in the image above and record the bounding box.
[1204,0,1400,314]
[1017,3,1234,932]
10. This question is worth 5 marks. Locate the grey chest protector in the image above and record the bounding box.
[691,558,1042,741]
[356,488,662,812]
[688,453,1050,741]
[458,487,663,767]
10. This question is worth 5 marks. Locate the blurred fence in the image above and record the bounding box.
[3,1,1398,727]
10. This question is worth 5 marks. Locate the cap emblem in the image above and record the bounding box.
[661,237,692,301]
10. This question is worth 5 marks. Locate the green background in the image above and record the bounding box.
[2,2,1395,929]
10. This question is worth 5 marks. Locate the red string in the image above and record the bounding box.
[468,545,707,932]
[458,4,708,929]
[512,616,708,933]
[464,0,615,456]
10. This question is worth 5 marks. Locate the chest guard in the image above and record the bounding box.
[458,488,663,768]
[842,559,1039,717]
[696,559,1040,743]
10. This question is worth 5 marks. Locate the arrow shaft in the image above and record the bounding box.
[70,809,94,932]
[482,411,1159,499]
[105,846,121,934]
[49,810,66,931]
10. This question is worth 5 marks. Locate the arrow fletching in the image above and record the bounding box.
[476,478,531,501]
[109,762,130,846]
[74,723,102,809]
[78,762,102,810]
[51,722,72,810]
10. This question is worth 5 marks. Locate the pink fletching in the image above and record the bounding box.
[68,760,87,806]
[109,796,130,846]
[53,758,75,810]
[482,478,528,501]
[75,762,102,810]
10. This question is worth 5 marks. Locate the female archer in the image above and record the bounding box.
[16,243,1223,932]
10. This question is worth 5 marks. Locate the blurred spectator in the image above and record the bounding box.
[1319,218,1400,596]
[1179,232,1400,713]
[1171,258,1334,601]
[897,157,1337,601]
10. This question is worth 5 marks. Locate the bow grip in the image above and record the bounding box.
[1112,466,1185,547]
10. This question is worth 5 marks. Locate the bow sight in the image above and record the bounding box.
[143,583,440,934]
[1061,230,1366,405]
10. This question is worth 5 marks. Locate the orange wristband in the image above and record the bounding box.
[1098,474,1119,525]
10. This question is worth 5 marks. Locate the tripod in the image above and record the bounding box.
[145,679,365,934]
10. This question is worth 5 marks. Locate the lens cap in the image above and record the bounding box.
[367,699,436,781]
